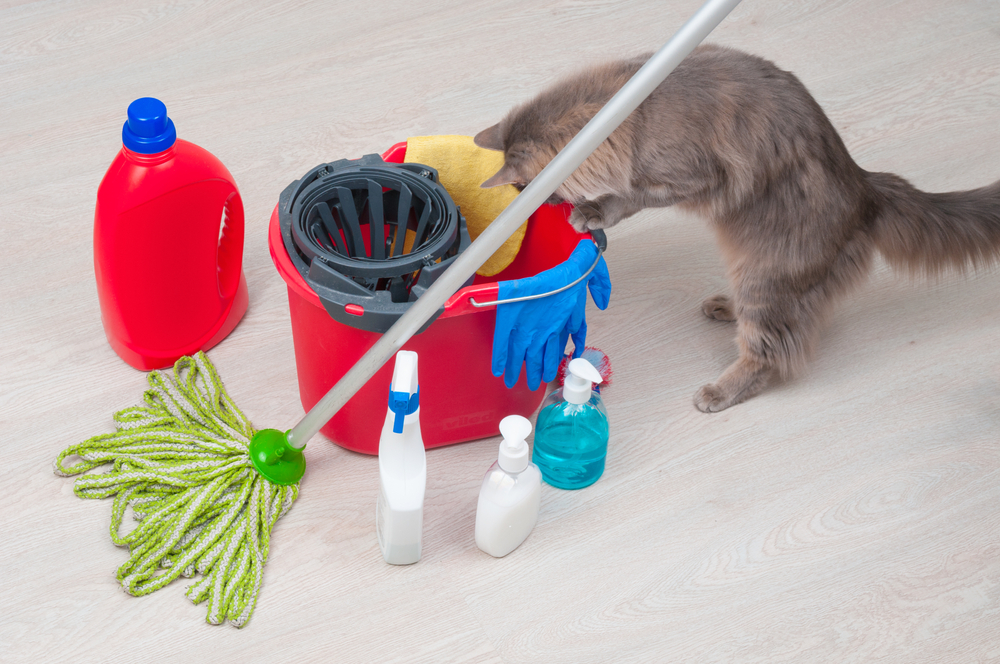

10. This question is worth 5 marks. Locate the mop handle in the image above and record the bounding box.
[286,0,743,450]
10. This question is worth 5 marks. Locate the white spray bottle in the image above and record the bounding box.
[475,415,542,558]
[377,350,426,565]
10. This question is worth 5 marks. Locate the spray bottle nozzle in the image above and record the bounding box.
[387,350,420,433]
[388,388,420,434]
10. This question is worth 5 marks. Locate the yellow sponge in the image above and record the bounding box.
[404,135,523,277]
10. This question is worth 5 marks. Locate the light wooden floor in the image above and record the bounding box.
[2,1,999,662]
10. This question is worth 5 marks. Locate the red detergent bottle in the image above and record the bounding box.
[94,97,249,370]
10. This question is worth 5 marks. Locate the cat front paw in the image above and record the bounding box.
[694,383,734,412]
[569,201,605,233]
[701,295,736,322]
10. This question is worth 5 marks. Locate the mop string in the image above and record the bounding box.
[54,351,298,627]
[54,421,249,476]
[119,471,254,596]
[70,457,252,498]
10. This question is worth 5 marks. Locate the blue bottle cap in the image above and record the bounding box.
[122,97,176,154]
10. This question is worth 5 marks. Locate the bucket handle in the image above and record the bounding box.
[467,229,606,308]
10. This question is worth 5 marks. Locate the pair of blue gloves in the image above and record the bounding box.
[492,239,611,390]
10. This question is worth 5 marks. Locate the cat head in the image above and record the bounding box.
[474,121,562,202]
[474,97,632,205]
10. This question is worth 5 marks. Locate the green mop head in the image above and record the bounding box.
[54,352,300,628]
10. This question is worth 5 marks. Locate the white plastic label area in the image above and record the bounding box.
[376,350,426,565]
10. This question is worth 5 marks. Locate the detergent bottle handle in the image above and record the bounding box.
[217,188,244,299]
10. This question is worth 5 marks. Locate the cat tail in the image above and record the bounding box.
[867,171,1000,276]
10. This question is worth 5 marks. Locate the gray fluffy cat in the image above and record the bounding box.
[474,45,1000,412]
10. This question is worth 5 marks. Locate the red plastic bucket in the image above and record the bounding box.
[268,141,592,454]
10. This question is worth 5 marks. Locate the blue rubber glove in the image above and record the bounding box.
[492,239,611,390]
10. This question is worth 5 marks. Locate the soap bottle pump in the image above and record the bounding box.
[377,350,426,565]
[532,358,610,490]
[475,415,542,558]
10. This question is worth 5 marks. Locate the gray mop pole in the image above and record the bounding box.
[287,0,742,449]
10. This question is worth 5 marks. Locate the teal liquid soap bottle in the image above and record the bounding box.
[532,358,609,489]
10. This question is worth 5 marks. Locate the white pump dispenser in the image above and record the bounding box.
[377,350,426,565]
[563,357,604,404]
[475,415,542,558]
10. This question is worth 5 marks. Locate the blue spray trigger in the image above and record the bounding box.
[388,387,420,434]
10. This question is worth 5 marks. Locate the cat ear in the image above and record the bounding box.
[474,124,504,151]
[480,163,520,189]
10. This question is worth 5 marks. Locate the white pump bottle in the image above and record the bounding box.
[377,350,426,565]
[475,415,542,558]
